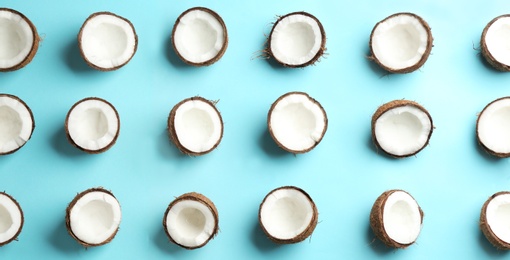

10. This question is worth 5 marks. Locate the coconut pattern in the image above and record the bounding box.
[481,15,510,71]
[480,191,510,250]
[0,192,24,247]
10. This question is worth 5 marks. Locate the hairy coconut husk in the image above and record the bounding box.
[163,192,219,249]
[480,191,510,250]
[481,15,510,71]
[369,12,433,73]
[476,97,510,158]
[369,189,423,248]
[0,8,39,72]
[171,7,228,66]
[0,94,35,155]
[258,186,319,244]
[65,187,120,247]
[0,192,24,246]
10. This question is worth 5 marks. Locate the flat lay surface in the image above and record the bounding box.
[1,0,510,259]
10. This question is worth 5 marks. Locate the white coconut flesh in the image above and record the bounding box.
[67,99,118,151]
[260,188,314,240]
[375,105,431,156]
[478,98,510,154]
[165,200,216,248]
[484,17,510,67]
[270,93,326,152]
[0,10,34,69]
[69,191,121,245]
[371,14,429,70]
[0,194,22,244]
[173,99,222,153]
[0,96,33,154]
[382,191,422,245]
[173,9,225,64]
[485,193,510,244]
[80,14,136,69]
[271,14,323,66]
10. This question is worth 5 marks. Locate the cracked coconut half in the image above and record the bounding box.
[0,192,23,247]
[0,8,39,72]
[163,192,219,249]
[267,12,326,68]
[372,100,433,158]
[259,186,318,244]
[481,15,510,71]
[168,97,223,156]
[65,97,120,154]
[172,7,228,66]
[66,188,121,247]
[480,191,510,250]
[79,12,137,71]
[268,92,327,154]
[477,97,510,157]
[370,190,423,248]
[0,94,35,155]
[369,12,433,73]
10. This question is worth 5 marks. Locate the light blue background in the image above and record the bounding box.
[1,0,510,259]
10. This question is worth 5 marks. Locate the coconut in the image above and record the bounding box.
[267,12,326,68]
[370,190,423,248]
[65,188,121,247]
[167,97,223,156]
[171,7,228,66]
[369,12,433,73]
[476,97,510,157]
[65,97,120,154]
[0,94,35,155]
[480,191,510,250]
[259,186,318,244]
[78,12,137,71]
[481,15,510,71]
[268,92,327,154]
[163,192,219,249]
[371,100,433,158]
[0,192,23,246]
[0,8,39,72]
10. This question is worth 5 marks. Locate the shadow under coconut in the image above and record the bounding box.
[158,129,190,160]
[364,49,391,78]
[259,129,293,158]
[165,36,195,70]
[251,220,283,252]
[63,38,97,73]
[49,219,82,253]
[51,126,88,158]
[473,133,502,163]
[366,133,397,161]
[476,51,510,75]
[478,229,509,257]
[153,224,186,254]
[365,223,395,255]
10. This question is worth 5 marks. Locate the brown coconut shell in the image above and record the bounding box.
[78,12,138,71]
[267,12,326,68]
[163,192,219,249]
[64,97,120,154]
[0,192,24,247]
[480,191,510,250]
[171,7,228,66]
[371,99,433,158]
[65,187,120,247]
[476,97,510,158]
[268,91,328,154]
[370,189,424,249]
[369,12,433,73]
[0,8,39,72]
[258,186,319,244]
[167,96,223,156]
[0,94,35,156]
[481,15,510,71]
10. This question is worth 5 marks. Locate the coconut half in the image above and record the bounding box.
[369,12,433,73]
[481,15,510,71]
[172,7,228,66]
[163,192,219,249]
[268,92,327,154]
[65,97,120,154]
[0,8,39,72]
[168,97,223,156]
[370,190,423,248]
[0,192,23,246]
[65,188,121,247]
[480,191,510,249]
[78,12,137,71]
[476,97,510,157]
[259,186,318,244]
[268,12,326,68]
[372,100,433,158]
[0,94,35,155]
